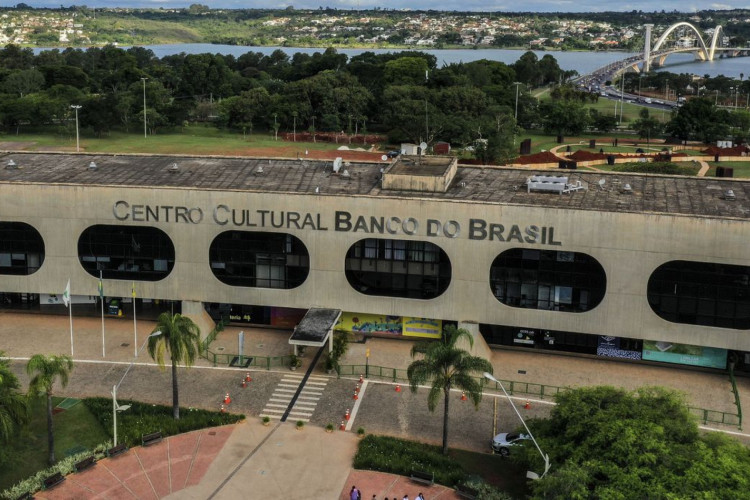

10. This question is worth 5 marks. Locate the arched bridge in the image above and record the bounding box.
[580,21,749,82]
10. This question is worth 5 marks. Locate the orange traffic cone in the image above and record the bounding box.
[353,390,358,400]
[461,391,467,401]
[340,420,346,430]
[359,374,364,383]
[220,404,226,413]
[241,378,247,388]
[245,372,252,382]
[524,400,531,410]
[345,409,350,420]
[395,384,401,393]
[224,393,231,405]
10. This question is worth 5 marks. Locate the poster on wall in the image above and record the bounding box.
[402,317,442,338]
[336,312,403,335]
[40,293,96,305]
[513,329,536,345]
[597,336,642,361]
[642,340,727,369]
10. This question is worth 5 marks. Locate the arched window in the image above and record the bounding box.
[345,238,451,299]
[490,249,606,312]
[0,222,44,275]
[78,225,175,281]
[209,231,309,289]
[648,261,750,330]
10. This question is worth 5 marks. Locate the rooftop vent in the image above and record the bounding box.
[314,186,320,194]
[168,162,179,173]
[621,183,633,194]
[256,165,264,174]
[341,169,350,178]
[723,189,736,201]
[333,157,343,173]
[88,161,98,171]
[5,159,17,169]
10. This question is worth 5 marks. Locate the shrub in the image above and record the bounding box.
[357,427,365,436]
[353,435,466,487]
[296,420,305,429]
[262,416,271,425]
[326,423,334,432]
[611,161,697,176]
[83,398,244,448]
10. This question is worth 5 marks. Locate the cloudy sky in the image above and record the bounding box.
[13,1,750,12]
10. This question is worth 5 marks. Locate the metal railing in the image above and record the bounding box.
[199,346,291,370]
[729,366,743,430]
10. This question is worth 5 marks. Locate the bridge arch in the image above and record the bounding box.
[652,22,709,61]
[709,25,723,60]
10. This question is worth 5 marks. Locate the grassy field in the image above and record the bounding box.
[0,396,109,491]
[707,161,750,178]
[517,131,665,155]
[0,125,362,157]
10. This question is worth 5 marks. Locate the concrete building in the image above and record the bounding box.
[1,152,749,372]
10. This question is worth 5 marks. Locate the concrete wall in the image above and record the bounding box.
[2,182,750,351]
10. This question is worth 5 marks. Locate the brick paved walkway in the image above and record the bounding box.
[340,470,462,500]
[35,425,234,499]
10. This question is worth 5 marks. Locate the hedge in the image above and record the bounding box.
[83,397,244,448]
[353,435,466,487]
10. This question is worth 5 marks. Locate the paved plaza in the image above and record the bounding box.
[3,310,750,498]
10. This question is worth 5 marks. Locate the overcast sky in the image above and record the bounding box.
[12,2,750,13]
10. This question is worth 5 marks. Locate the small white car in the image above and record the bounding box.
[491,432,529,456]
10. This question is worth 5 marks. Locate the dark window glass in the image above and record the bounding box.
[78,225,175,281]
[648,261,750,330]
[345,238,451,299]
[489,249,606,312]
[0,222,44,275]
[209,231,309,289]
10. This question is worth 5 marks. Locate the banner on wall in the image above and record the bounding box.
[642,340,727,369]
[597,336,642,361]
[402,317,442,338]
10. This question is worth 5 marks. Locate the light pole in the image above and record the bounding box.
[292,111,297,142]
[513,82,522,146]
[112,330,161,446]
[70,105,81,152]
[140,77,148,138]
[483,372,550,479]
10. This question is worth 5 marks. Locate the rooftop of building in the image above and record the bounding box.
[1,151,749,220]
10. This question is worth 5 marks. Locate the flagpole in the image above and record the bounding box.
[132,282,137,358]
[100,271,105,358]
[69,297,74,357]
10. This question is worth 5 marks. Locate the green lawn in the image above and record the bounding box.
[707,161,750,178]
[517,131,664,155]
[0,124,360,157]
[0,396,109,491]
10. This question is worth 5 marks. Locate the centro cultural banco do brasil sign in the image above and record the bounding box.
[112,201,563,246]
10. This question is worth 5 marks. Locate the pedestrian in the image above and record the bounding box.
[350,485,360,500]
[402,495,409,500]
[417,493,425,500]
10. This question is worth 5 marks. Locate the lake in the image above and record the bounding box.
[33,43,746,78]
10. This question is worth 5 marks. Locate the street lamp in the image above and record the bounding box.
[512,82,523,146]
[70,105,81,153]
[483,372,550,480]
[111,330,162,446]
[140,77,148,138]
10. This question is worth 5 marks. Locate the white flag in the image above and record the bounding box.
[62,279,70,307]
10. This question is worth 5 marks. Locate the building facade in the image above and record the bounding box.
[1,152,749,371]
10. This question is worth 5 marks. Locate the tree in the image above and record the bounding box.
[666,98,730,143]
[589,109,618,133]
[632,108,664,148]
[147,312,201,420]
[0,353,28,445]
[520,386,750,499]
[540,99,590,136]
[407,325,493,455]
[26,354,73,465]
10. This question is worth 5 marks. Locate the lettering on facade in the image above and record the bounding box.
[112,201,562,245]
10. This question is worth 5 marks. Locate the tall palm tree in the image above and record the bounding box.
[407,325,493,455]
[26,354,73,464]
[0,355,28,443]
[147,312,201,420]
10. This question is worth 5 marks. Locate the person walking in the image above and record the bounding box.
[350,485,360,500]
[417,494,425,500]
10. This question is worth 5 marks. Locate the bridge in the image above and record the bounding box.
[581,21,750,81]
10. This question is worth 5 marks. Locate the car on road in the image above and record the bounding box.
[491,432,530,456]
[386,150,400,158]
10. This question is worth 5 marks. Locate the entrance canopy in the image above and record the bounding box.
[289,308,341,350]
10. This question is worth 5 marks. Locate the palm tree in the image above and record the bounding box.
[147,312,201,420]
[407,325,493,455]
[26,354,73,464]
[0,355,28,443]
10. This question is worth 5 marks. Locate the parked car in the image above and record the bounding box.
[386,150,400,158]
[491,432,530,456]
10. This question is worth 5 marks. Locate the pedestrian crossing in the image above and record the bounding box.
[260,374,328,422]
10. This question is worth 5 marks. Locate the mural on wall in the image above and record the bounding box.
[642,340,727,369]
[336,312,442,338]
